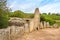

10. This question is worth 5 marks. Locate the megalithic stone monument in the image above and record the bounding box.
[34,8,40,30]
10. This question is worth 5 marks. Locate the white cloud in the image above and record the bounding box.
[8,0,45,12]
[9,1,37,12]
[17,3,36,13]
[8,0,60,13]
[9,1,16,8]
[40,2,60,13]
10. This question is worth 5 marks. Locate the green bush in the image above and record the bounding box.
[40,15,56,25]
[9,10,34,18]
[0,14,9,29]
[9,10,25,18]
[45,17,56,25]
[40,15,45,21]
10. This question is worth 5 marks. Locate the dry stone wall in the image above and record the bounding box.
[0,29,10,40]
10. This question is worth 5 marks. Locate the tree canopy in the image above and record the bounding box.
[0,0,9,29]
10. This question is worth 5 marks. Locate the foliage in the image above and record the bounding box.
[40,14,56,25]
[0,0,9,29]
[9,10,34,18]
[0,14,9,29]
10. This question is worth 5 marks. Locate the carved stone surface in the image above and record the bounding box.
[0,29,9,40]
[29,19,34,32]
[24,23,29,33]
[46,22,50,28]
[43,21,46,28]
[53,24,58,28]
[40,22,43,29]
[34,8,40,30]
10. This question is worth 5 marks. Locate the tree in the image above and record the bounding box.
[0,0,9,29]
[40,14,56,25]
[13,10,25,18]
[42,13,47,15]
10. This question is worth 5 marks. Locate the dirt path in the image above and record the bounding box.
[16,28,60,40]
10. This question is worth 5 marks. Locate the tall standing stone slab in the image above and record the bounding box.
[40,22,43,29]
[43,21,46,28]
[29,19,34,32]
[46,22,50,28]
[0,29,9,40]
[24,20,30,33]
[53,23,58,28]
[34,8,40,30]
[10,25,16,40]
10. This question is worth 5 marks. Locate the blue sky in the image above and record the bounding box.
[8,0,60,13]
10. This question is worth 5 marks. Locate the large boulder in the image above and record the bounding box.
[9,17,25,26]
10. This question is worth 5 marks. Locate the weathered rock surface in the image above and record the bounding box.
[9,17,25,26]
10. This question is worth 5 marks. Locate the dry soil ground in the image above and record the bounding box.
[16,28,60,40]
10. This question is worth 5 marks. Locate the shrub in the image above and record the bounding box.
[40,15,56,25]
[0,14,9,29]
